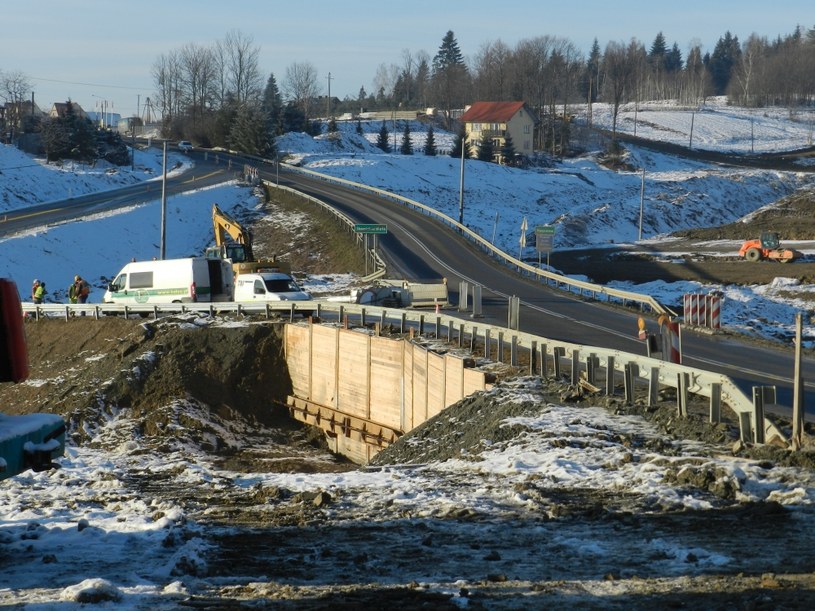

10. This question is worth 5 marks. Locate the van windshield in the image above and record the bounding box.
[265,278,300,293]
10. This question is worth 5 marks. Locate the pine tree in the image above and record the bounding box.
[449,128,468,158]
[423,125,437,156]
[376,121,391,152]
[477,137,494,162]
[433,30,465,73]
[262,73,283,135]
[501,133,516,165]
[229,104,274,157]
[400,123,413,154]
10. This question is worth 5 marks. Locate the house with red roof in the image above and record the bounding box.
[460,101,537,163]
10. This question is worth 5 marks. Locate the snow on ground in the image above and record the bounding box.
[2,101,815,606]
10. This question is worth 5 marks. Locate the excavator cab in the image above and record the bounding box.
[760,231,780,250]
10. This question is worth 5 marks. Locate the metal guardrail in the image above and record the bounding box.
[270,183,387,282]
[280,163,674,316]
[22,300,785,445]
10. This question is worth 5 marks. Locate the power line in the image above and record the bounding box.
[29,76,150,92]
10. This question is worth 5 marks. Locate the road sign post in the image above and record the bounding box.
[535,225,555,268]
[353,224,388,235]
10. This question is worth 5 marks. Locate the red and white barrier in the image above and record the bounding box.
[683,293,722,330]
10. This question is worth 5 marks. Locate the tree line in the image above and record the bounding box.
[3,24,814,163]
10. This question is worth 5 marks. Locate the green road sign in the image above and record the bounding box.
[354,223,388,234]
[535,225,555,235]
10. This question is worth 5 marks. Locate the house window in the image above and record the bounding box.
[524,124,531,134]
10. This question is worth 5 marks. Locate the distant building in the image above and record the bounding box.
[49,101,88,121]
[460,101,538,163]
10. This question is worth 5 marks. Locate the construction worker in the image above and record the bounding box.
[74,275,90,304]
[68,280,79,304]
[32,279,45,304]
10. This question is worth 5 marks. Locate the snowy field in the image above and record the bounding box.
[2,100,815,607]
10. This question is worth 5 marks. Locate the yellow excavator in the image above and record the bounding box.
[206,204,290,276]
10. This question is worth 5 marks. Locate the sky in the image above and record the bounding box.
[1,0,812,118]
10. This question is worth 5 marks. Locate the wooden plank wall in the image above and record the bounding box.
[284,322,487,439]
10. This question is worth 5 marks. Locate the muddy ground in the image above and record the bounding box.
[550,189,815,286]
[5,189,815,607]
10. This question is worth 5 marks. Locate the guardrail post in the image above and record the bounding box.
[316,303,322,319]
[605,356,615,395]
[458,281,469,312]
[739,412,752,443]
[497,332,504,363]
[586,353,597,385]
[484,329,491,360]
[752,386,774,444]
[510,335,518,366]
[94,306,100,320]
[458,323,465,348]
[361,307,367,327]
[124,306,130,318]
[507,296,520,330]
[470,327,477,352]
[63,306,69,322]
[530,341,537,376]
[554,346,565,379]
[570,349,580,385]
[540,344,548,378]
[400,312,406,334]
[710,383,722,424]
[472,285,483,318]
[419,314,424,336]
[677,372,689,417]
[624,362,637,404]
[648,367,659,406]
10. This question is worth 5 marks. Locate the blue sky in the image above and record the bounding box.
[1,0,811,118]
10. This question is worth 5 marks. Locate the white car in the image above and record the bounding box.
[177,140,193,153]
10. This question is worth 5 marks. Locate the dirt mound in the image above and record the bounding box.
[1,316,295,446]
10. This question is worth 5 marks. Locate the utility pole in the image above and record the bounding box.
[326,72,332,117]
[160,142,167,260]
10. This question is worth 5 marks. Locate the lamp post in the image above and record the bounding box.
[458,133,467,225]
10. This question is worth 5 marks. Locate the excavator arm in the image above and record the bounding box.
[212,204,254,262]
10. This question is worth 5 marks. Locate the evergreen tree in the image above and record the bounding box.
[449,127,468,158]
[708,31,741,94]
[328,116,338,134]
[400,123,413,154]
[423,125,437,156]
[229,104,274,157]
[501,133,516,165]
[282,102,306,133]
[477,137,494,162]
[585,38,602,103]
[262,73,283,135]
[649,32,668,69]
[376,120,391,152]
[433,30,465,72]
[665,42,683,72]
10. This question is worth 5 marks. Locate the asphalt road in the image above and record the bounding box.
[270,166,815,418]
[4,149,813,418]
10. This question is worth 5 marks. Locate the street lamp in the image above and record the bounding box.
[458,132,468,225]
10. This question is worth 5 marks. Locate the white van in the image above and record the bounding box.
[234,273,312,303]
[103,257,233,304]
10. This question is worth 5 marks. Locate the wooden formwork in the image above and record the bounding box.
[284,322,487,462]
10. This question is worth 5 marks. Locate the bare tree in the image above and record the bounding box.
[472,39,512,100]
[602,40,638,142]
[218,30,263,106]
[151,51,183,120]
[179,43,217,127]
[0,70,32,133]
[283,61,319,121]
